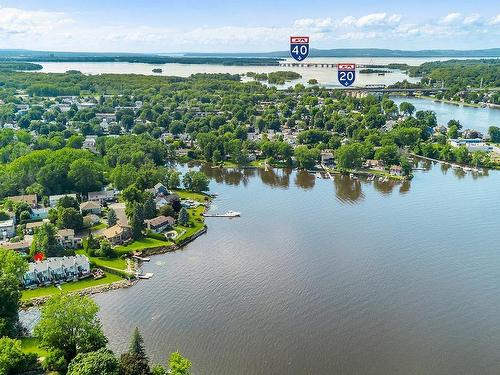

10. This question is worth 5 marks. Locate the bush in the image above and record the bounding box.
[43,349,68,372]
[146,231,167,241]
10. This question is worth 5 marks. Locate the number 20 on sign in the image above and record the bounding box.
[337,63,356,87]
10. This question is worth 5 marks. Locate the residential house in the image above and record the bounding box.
[49,194,77,208]
[31,207,50,220]
[364,159,385,171]
[154,196,168,209]
[24,221,45,235]
[88,190,117,203]
[83,214,101,227]
[0,219,16,240]
[450,138,492,152]
[144,215,175,234]
[102,224,132,245]
[6,194,38,208]
[22,255,91,287]
[0,240,31,253]
[154,183,169,196]
[80,201,102,215]
[57,229,81,249]
[390,165,403,176]
[320,150,335,166]
[82,136,98,153]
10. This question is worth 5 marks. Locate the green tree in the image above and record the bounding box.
[168,352,192,375]
[0,337,38,375]
[182,171,209,192]
[120,327,150,375]
[34,294,108,362]
[374,145,400,166]
[294,146,320,169]
[67,348,120,375]
[335,143,365,170]
[177,208,189,226]
[129,202,144,240]
[107,208,118,227]
[96,240,115,258]
[165,170,181,190]
[0,276,22,337]
[68,159,104,194]
[399,102,415,116]
[143,194,157,220]
[488,126,500,143]
[159,205,175,218]
[57,207,83,230]
[57,195,79,210]
[30,223,64,257]
[129,327,147,359]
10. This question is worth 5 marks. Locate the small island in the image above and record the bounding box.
[152,68,163,73]
[246,71,301,84]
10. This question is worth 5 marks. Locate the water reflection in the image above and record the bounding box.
[294,170,315,190]
[333,175,364,204]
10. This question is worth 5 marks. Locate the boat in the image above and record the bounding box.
[378,176,384,182]
[137,272,154,279]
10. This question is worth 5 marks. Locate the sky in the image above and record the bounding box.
[0,0,499,53]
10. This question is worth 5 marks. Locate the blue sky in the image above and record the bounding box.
[0,0,499,52]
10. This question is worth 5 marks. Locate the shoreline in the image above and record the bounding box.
[20,196,212,307]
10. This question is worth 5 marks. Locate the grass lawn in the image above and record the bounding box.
[175,206,206,242]
[21,337,48,357]
[21,272,123,301]
[114,237,172,255]
[90,222,107,231]
[172,189,209,202]
[75,250,128,271]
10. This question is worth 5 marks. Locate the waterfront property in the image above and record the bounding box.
[145,215,175,234]
[102,224,132,245]
[22,255,91,287]
[449,138,493,152]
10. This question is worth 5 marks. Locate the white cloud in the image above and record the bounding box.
[439,12,462,25]
[0,6,497,52]
[463,14,481,25]
[488,14,500,25]
[355,13,401,27]
[0,6,72,36]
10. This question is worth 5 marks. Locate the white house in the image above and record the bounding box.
[0,219,15,240]
[450,139,492,152]
[22,255,91,287]
[49,194,77,207]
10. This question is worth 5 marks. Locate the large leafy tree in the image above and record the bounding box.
[68,159,104,193]
[30,222,64,258]
[182,171,209,192]
[67,348,120,375]
[0,337,38,375]
[34,294,108,362]
[0,249,27,338]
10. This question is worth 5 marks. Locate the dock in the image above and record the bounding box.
[203,210,240,218]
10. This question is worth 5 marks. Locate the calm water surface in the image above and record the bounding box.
[391,96,500,134]
[94,162,500,374]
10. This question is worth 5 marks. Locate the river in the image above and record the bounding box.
[35,56,466,89]
[391,96,500,134]
[92,162,500,375]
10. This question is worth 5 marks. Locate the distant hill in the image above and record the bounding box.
[184,48,500,58]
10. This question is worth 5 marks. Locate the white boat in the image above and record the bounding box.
[225,210,241,217]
